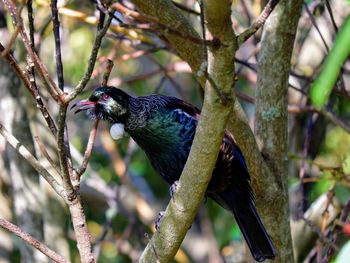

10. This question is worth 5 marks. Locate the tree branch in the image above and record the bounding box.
[253,0,304,261]
[51,0,65,91]
[0,219,70,263]
[237,0,281,46]
[2,0,63,102]
[0,43,58,135]
[139,0,236,261]
[291,193,340,262]
[65,14,112,102]
[0,123,65,199]
[76,120,99,179]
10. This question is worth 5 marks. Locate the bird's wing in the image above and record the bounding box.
[162,98,200,153]
[165,98,201,119]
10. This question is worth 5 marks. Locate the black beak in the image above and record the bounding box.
[71,100,97,114]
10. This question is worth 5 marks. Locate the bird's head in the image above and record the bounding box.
[72,86,130,123]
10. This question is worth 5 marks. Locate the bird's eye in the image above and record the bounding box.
[102,94,110,100]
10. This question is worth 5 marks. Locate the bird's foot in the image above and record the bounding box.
[169,180,179,201]
[155,211,165,231]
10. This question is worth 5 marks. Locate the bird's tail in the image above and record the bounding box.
[233,200,276,262]
[211,191,276,262]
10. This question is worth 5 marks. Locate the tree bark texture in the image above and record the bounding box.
[255,0,303,261]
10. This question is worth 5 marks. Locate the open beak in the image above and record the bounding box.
[71,100,96,114]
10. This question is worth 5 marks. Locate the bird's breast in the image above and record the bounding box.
[128,114,194,184]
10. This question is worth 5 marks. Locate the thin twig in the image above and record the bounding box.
[324,195,350,262]
[26,0,58,135]
[34,136,60,175]
[27,0,35,50]
[0,42,33,94]
[0,219,70,263]
[320,108,350,134]
[238,0,281,46]
[76,120,100,179]
[236,90,254,103]
[0,26,20,57]
[65,13,113,102]
[26,53,58,136]
[57,106,74,198]
[119,47,162,61]
[288,105,350,134]
[204,71,231,105]
[198,0,208,63]
[102,59,114,86]
[325,0,338,33]
[146,55,185,98]
[1,41,58,135]
[51,0,65,91]
[303,2,329,53]
[76,59,113,177]
[3,0,63,101]
[301,216,338,251]
[0,123,65,199]
[298,113,314,215]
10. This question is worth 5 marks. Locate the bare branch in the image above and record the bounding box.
[65,14,113,102]
[76,120,99,178]
[288,105,350,134]
[101,59,114,86]
[291,193,340,262]
[319,108,350,134]
[1,42,58,136]
[253,0,303,260]
[27,0,35,50]
[26,57,58,135]
[0,123,65,199]
[51,0,65,91]
[0,25,20,57]
[0,219,70,263]
[2,0,63,101]
[34,136,60,175]
[57,106,74,196]
[325,189,350,261]
[303,2,329,53]
[238,0,281,46]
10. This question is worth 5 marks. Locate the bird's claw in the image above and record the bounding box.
[155,211,165,231]
[169,180,179,202]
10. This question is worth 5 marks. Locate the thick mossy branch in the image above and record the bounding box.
[254,0,304,261]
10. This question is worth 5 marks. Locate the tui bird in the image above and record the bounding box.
[73,86,276,262]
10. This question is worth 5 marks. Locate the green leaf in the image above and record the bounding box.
[310,16,350,108]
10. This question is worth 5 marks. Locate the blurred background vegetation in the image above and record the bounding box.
[0,0,350,262]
